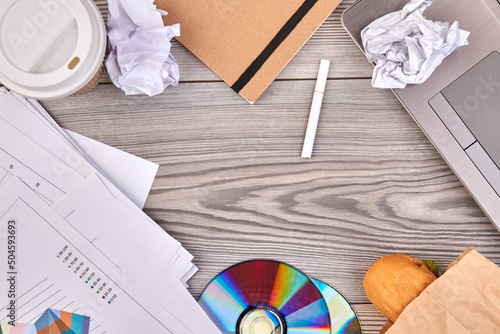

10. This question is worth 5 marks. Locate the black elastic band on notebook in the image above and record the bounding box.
[231,0,318,93]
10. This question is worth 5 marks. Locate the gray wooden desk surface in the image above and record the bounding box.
[40,1,500,332]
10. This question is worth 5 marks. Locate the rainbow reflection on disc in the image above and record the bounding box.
[311,279,361,334]
[199,260,331,334]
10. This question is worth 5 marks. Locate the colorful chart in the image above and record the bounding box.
[199,260,331,334]
[0,309,90,334]
[311,279,361,334]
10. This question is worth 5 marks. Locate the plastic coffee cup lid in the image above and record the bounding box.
[0,0,106,99]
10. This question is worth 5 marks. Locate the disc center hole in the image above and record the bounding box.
[238,307,284,334]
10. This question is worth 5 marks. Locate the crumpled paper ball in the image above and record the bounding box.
[361,0,470,89]
[106,0,180,96]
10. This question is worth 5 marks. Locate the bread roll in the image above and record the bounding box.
[363,253,437,323]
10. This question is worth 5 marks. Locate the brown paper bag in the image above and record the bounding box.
[385,249,500,333]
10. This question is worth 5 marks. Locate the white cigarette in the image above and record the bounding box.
[301,59,330,159]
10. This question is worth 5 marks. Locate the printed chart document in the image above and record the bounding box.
[0,177,189,333]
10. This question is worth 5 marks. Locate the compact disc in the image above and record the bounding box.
[311,279,362,334]
[199,260,331,334]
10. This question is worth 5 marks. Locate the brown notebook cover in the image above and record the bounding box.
[155,0,342,103]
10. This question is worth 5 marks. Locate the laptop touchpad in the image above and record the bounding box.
[440,51,500,166]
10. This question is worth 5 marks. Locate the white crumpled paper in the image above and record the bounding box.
[106,0,180,96]
[361,0,470,89]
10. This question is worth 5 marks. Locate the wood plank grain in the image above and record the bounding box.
[43,80,500,308]
[95,0,373,84]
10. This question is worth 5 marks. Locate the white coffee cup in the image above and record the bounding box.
[0,0,107,99]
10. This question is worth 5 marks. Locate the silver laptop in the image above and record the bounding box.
[342,0,500,229]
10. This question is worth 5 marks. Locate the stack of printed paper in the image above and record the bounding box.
[0,88,220,333]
